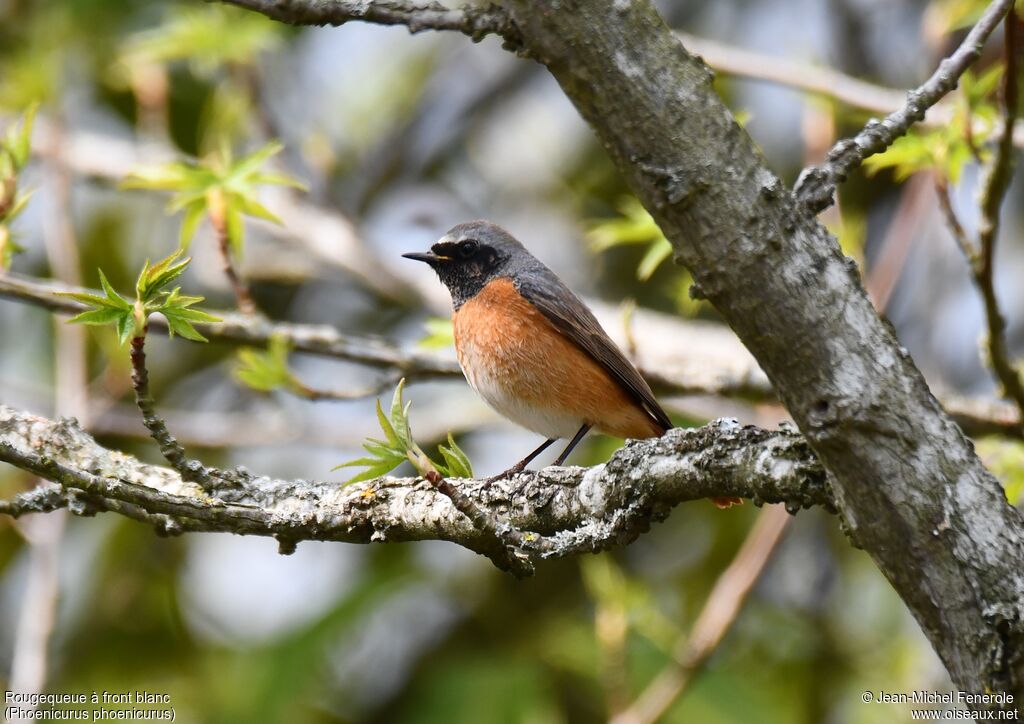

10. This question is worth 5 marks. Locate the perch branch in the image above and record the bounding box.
[0,404,830,574]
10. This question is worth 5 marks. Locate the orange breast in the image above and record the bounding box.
[453,278,662,440]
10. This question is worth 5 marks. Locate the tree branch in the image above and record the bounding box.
[0,404,829,573]
[0,271,460,379]
[973,8,1024,429]
[793,0,1015,213]
[216,0,520,45]
[675,32,907,116]
[500,0,1024,705]
[3,270,1020,438]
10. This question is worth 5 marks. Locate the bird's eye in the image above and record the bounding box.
[458,240,478,258]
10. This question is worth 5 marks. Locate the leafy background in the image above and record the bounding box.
[1,0,1022,722]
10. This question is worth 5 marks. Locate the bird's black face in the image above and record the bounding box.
[403,222,515,308]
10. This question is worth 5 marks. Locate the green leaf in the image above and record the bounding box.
[56,271,132,312]
[234,336,294,392]
[249,171,308,191]
[232,193,282,225]
[389,379,413,449]
[417,317,455,350]
[4,190,34,223]
[98,270,132,309]
[587,197,661,251]
[0,228,24,270]
[116,311,137,346]
[375,398,401,449]
[636,238,673,281]
[334,458,405,484]
[118,5,282,73]
[179,200,206,249]
[333,378,475,483]
[438,433,473,478]
[226,141,284,182]
[154,287,220,342]
[122,161,212,192]
[3,104,36,170]
[136,250,191,302]
[67,306,130,326]
[977,439,1024,505]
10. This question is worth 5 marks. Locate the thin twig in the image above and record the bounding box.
[973,8,1024,426]
[938,10,1024,434]
[0,271,460,379]
[934,174,978,263]
[794,0,1015,213]
[207,189,258,314]
[129,332,215,488]
[612,505,791,724]
[289,372,403,402]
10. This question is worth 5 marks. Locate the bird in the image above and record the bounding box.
[403,220,741,508]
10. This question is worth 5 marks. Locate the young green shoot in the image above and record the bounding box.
[55,251,220,486]
[335,379,473,484]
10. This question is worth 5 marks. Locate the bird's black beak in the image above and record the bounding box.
[402,251,448,264]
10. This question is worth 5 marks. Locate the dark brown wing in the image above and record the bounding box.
[515,272,672,432]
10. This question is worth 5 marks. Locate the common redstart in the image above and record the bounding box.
[404,220,740,508]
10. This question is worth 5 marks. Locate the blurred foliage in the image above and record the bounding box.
[0,107,35,269]
[977,439,1024,505]
[116,5,282,77]
[234,335,300,394]
[123,141,304,253]
[336,379,474,482]
[588,197,706,317]
[416,317,456,350]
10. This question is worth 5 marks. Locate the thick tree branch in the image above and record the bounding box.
[499,0,1024,706]
[216,0,520,45]
[794,0,1015,213]
[0,405,829,573]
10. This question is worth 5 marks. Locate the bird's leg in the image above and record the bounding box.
[482,437,557,486]
[553,424,592,466]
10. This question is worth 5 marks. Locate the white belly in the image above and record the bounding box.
[458,339,582,440]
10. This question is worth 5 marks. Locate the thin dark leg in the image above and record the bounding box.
[553,424,591,466]
[483,437,557,484]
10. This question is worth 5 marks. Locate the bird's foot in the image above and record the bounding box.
[479,463,528,490]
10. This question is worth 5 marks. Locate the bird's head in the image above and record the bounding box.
[403,220,531,307]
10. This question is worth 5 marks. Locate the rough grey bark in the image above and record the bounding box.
[0,405,828,572]
[498,0,1024,707]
